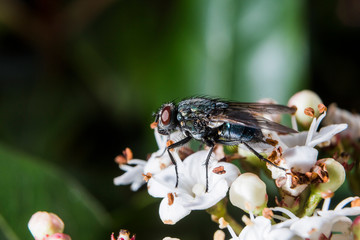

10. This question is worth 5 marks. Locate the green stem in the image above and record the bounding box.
[206,198,243,235]
[298,187,322,217]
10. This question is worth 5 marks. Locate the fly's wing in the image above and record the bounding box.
[225,102,296,115]
[210,102,297,134]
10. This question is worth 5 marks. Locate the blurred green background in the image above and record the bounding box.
[0,0,359,239]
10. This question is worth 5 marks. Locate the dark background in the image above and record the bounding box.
[0,0,359,239]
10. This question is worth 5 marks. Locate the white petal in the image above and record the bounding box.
[147,167,177,198]
[182,179,229,210]
[283,146,318,173]
[279,132,308,148]
[290,216,332,239]
[212,162,240,185]
[126,159,147,166]
[159,195,191,224]
[330,217,352,240]
[113,165,144,187]
[290,215,350,239]
[308,124,348,147]
[143,152,172,175]
[281,175,308,197]
[130,181,144,192]
[268,228,302,240]
[239,216,271,240]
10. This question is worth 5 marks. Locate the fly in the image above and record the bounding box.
[153,97,297,192]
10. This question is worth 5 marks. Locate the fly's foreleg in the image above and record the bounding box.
[165,135,192,188]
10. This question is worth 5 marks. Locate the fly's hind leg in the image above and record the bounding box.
[242,142,286,171]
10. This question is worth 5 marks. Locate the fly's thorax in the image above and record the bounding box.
[177,98,228,118]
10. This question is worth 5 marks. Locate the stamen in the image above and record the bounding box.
[150,121,158,129]
[142,173,152,182]
[270,207,298,219]
[335,197,358,210]
[321,197,331,211]
[219,218,237,239]
[291,115,298,131]
[314,111,327,131]
[304,107,315,117]
[115,155,128,165]
[318,104,327,113]
[123,148,133,161]
[351,198,360,207]
[213,166,226,175]
[272,215,289,222]
[167,193,175,206]
[305,117,317,145]
[262,208,274,219]
[249,211,255,221]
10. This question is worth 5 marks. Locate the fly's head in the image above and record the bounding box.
[154,102,178,135]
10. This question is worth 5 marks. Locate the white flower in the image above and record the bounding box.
[289,197,360,239]
[223,196,360,240]
[114,129,184,191]
[113,159,147,191]
[223,214,301,240]
[268,111,347,196]
[147,150,240,224]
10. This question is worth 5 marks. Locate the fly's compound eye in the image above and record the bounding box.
[161,106,172,126]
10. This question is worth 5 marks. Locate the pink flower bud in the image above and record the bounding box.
[352,216,360,240]
[46,233,71,240]
[28,211,64,240]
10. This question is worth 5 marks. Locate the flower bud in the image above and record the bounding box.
[46,233,72,240]
[28,211,64,240]
[352,216,360,240]
[314,158,345,194]
[288,90,323,129]
[229,173,267,214]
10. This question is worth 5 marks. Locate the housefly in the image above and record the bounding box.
[153,97,297,192]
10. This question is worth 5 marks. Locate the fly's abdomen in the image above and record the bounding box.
[218,123,260,143]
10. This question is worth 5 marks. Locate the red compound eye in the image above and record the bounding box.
[161,106,171,125]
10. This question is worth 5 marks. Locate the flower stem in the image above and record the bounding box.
[298,188,322,217]
[206,198,243,234]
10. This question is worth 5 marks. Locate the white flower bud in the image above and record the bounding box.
[229,173,267,213]
[28,211,64,240]
[288,90,323,129]
[315,158,346,194]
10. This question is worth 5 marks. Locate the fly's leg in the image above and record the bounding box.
[164,135,192,188]
[156,135,192,158]
[204,144,214,192]
[166,148,179,187]
[242,142,286,171]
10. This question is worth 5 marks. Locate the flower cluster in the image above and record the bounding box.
[222,192,360,240]
[114,90,360,239]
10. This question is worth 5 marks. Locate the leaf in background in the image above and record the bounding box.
[0,143,111,240]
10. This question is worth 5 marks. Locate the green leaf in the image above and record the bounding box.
[0,144,111,240]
